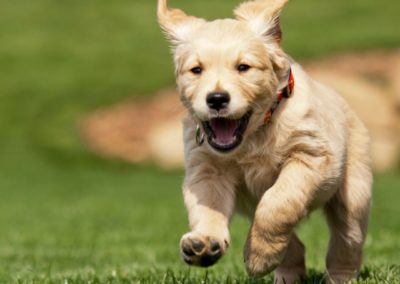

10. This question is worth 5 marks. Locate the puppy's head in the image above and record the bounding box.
[158,0,290,153]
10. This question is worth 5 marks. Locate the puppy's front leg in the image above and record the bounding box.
[245,160,322,278]
[180,169,236,267]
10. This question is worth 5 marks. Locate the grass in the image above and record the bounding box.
[0,0,399,282]
[1,162,400,283]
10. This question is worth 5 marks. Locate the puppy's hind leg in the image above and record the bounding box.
[324,159,372,284]
[274,233,306,284]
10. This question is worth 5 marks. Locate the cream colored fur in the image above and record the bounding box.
[157,1,372,283]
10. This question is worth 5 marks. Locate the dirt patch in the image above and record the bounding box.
[80,50,400,171]
[80,89,185,166]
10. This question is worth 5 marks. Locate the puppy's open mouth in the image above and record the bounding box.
[202,111,251,152]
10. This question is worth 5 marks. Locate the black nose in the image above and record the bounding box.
[206,92,230,111]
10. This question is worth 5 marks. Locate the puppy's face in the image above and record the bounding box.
[158,0,290,153]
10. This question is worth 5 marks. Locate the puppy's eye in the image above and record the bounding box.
[190,66,203,75]
[237,64,251,73]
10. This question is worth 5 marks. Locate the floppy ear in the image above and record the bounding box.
[157,0,205,45]
[234,0,289,77]
[234,0,288,45]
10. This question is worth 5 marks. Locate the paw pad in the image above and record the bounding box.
[180,234,226,267]
[192,239,205,253]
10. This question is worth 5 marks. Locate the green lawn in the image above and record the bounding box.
[0,0,399,283]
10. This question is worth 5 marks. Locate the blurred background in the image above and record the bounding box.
[0,0,399,282]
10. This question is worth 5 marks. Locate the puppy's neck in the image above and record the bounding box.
[263,67,295,125]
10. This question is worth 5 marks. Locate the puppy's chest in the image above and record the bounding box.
[237,155,280,201]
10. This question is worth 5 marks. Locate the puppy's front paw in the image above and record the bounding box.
[180,232,228,267]
[244,226,289,278]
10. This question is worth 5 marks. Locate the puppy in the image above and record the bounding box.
[157,0,372,283]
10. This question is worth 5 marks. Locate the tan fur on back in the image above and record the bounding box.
[157,1,372,283]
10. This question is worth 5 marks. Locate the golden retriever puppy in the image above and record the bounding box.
[157,0,372,283]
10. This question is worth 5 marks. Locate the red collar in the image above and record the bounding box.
[263,68,295,124]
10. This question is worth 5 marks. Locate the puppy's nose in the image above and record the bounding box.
[206,92,230,111]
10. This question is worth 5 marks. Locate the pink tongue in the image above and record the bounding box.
[210,118,239,145]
